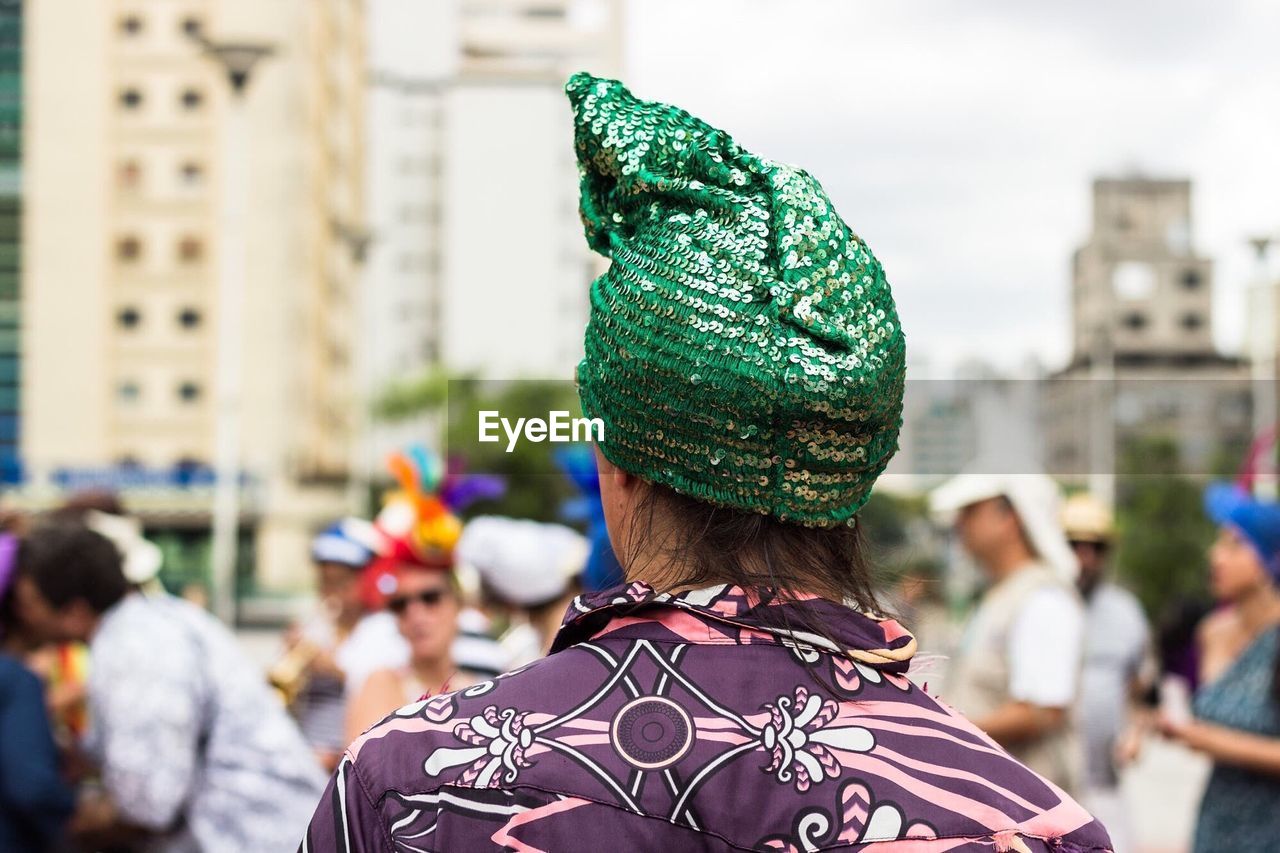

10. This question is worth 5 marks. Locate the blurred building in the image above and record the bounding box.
[358,0,623,489]
[886,360,1047,494]
[1044,177,1251,482]
[439,0,623,379]
[359,0,454,485]
[0,0,19,485]
[21,0,366,594]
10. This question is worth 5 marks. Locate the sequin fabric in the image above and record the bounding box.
[567,73,906,526]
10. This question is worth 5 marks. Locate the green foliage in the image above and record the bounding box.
[372,369,453,421]
[1114,436,1212,619]
[859,491,941,586]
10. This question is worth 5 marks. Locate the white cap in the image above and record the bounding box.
[86,510,164,585]
[929,470,1077,583]
[456,516,589,607]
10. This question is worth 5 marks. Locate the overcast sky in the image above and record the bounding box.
[625,0,1280,375]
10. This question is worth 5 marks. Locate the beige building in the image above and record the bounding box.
[22,0,366,594]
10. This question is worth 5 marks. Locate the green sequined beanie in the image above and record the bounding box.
[567,73,905,527]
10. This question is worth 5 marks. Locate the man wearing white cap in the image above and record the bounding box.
[930,472,1085,792]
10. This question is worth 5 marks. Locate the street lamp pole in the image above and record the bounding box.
[332,219,374,515]
[1249,236,1277,500]
[196,35,274,625]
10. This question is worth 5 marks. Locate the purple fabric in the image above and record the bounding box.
[0,534,16,640]
[302,583,1112,852]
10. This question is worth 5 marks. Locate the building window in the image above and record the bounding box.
[1181,269,1203,289]
[1182,313,1204,330]
[117,381,141,404]
[119,15,144,37]
[180,16,204,38]
[119,88,144,110]
[177,381,202,403]
[177,307,202,329]
[177,236,203,264]
[1122,312,1148,330]
[118,160,142,190]
[117,307,142,330]
[117,235,143,262]
[1113,261,1156,300]
[178,161,204,187]
[179,88,204,111]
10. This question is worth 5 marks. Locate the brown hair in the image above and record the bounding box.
[621,481,883,618]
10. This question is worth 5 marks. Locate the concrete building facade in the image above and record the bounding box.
[1045,177,1251,483]
[22,0,366,594]
[358,0,624,491]
[439,0,623,380]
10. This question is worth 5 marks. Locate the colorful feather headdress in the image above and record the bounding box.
[361,446,505,607]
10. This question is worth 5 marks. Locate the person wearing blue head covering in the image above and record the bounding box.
[554,445,624,593]
[1158,482,1280,851]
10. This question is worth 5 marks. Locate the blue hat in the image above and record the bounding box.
[310,518,382,569]
[554,446,624,593]
[1204,482,1280,583]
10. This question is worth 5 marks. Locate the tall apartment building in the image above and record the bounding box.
[1045,177,1251,481]
[22,0,366,593]
[0,0,19,485]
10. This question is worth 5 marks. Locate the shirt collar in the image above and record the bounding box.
[551,581,917,673]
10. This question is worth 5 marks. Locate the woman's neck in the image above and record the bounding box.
[1236,582,1280,636]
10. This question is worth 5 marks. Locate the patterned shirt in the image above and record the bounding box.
[302,581,1111,845]
[302,583,1112,852]
[88,593,326,852]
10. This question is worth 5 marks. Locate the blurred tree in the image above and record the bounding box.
[1114,436,1212,620]
[372,368,453,421]
[859,491,942,587]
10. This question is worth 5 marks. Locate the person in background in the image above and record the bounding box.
[13,521,324,852]
[303,73,1110,852]
[272,518,407,770]
[32,494,166,744]
[0,531,75,852]
[555,445,625,593]
[457,515,589,668]
[1061,494,1152,852]
[930,472,1085,793]
[1159,482,1280,851]
[344,534,476,744]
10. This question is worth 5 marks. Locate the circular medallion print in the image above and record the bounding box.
[610,696,694,770]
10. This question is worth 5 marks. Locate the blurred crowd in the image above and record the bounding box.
[1,450,1278,851]
[0,448,625,852]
